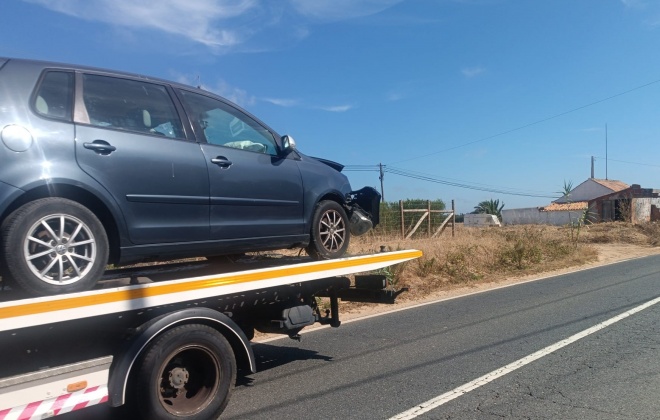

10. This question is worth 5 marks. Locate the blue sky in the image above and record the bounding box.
[2,0,660,213]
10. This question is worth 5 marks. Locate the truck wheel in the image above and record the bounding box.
[133,324,236,420]
[306,200,350,260]
[0,198,108,296]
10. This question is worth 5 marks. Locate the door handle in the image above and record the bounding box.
[211,156,233,168]
[83,140,117,155]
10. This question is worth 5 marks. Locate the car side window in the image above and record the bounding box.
[82,74,184,138]
[33,71,74,121]
[178,89,278,155]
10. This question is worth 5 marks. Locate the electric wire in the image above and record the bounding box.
[593,157,660,169]
[385,167,557,198]
[344,164,558,198]
[387,77,660,165]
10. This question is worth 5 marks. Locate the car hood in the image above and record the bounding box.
[309,156,344,172]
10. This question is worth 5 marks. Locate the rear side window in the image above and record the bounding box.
[82,74,184,139]
[33,71,74,121]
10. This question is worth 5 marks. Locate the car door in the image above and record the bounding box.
[176,89,305,240]
[74,73,210,245]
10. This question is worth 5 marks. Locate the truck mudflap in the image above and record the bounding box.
[348,187,381,236]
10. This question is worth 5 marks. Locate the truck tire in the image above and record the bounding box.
[0,198,108,296]
[132,324,236,420]
[306,200,350,260]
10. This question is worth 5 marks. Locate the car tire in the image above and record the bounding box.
[306,200,350,260]
[131,324,236,420]
[0,198,109,296]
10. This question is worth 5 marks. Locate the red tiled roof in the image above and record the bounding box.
[591,179,629,193]
[540,201,589,212]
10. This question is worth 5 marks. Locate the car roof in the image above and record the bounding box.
[0,56,282,140]
[1,56,197,92]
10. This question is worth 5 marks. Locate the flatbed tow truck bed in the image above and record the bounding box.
[0,249,421,420]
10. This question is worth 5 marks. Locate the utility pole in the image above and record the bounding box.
[591,156,595,179]
[379,163,385,202]
[605,124,608,180]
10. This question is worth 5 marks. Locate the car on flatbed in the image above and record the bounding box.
[0,57,380,296]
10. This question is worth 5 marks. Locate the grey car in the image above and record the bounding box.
[0,57,379,296]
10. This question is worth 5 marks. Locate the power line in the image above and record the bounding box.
[387,77,660,165]
[345,155,659,201]
[387,170,556,198]
[345,164,558,198]
[343,165,380,172]
[385,166,557,198]
[594,156,660,169]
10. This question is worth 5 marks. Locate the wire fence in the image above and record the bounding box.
[373,199,455,238]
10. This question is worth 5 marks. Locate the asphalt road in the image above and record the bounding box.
[62,254,660,419]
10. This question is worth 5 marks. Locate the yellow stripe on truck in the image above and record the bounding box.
[0,250,422,321]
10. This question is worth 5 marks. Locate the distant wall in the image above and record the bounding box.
[632,198,660,223]
[502,208,585,226]
[464,214,501,227]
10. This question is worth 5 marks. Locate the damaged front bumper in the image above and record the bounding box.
[347,187,381,236]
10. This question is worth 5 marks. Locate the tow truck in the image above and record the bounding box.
[0,249,421,420]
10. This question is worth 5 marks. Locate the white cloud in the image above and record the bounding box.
[646,17,660,26]
[172,73,352,111]
[461,66,486,78]
[262,98,300,107]
[171,71,354,111]
[289,0,405,21]
[619,0,660,28]
[386,91,405,102]
[620,0,646,8]
[173,72,256,107]
[25,0,401,109]
[316,104,354,112]
[25,0,405,52]
[26,0,257,49]
[261,97,356,112]
[215,83,256,107]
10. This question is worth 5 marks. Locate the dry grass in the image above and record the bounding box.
[348,222,660,302]
[581,222,660,246]
[33,221,656,308]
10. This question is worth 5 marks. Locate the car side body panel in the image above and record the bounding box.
[74,124,211,244]
[202,144,306,239]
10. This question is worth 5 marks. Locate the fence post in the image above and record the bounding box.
[452,199,455,237]
[427,200,432,236]
[400,200,404,238]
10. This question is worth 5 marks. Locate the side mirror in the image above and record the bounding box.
[281,135,296,152]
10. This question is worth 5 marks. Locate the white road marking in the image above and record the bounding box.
[389,295,660,419]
